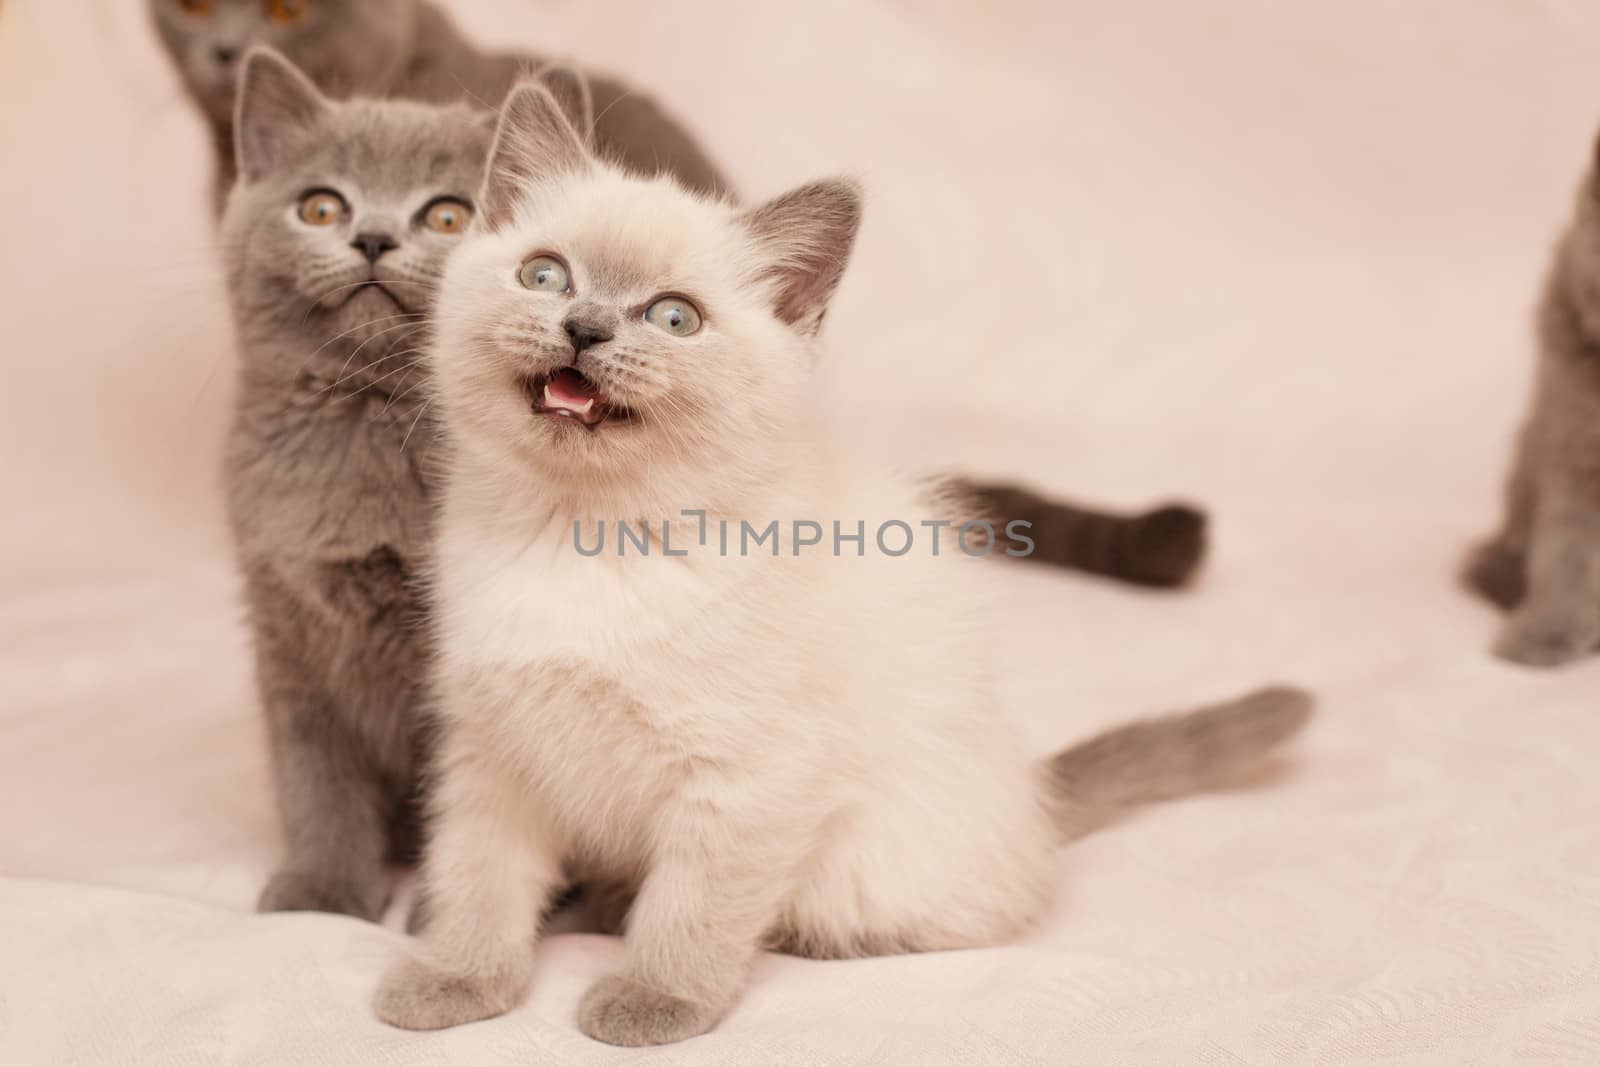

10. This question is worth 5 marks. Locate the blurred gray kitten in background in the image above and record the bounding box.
[148,0,726,205]
[219,49,519,918]
[149,0,1211,588]
[1464,138,1600,668]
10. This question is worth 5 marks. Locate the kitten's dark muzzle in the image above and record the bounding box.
[563,316,613,357]
[353,232,400,264]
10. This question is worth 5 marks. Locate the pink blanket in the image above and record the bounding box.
[2,1,1597,1062]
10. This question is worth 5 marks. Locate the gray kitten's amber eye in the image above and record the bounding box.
[644,296,702,336]
[266,0,311,25]
[178,0,213,15]
[298,191,344,227]
[422,199,472,235]
[519,255,571,293]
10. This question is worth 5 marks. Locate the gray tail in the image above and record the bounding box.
[1043,686,1313,841]
[953,479,1208,588]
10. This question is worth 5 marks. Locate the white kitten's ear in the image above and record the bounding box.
[234,48,328,183]
[534,63,595,144]
[481,82,592,232]
[739,179,863,335]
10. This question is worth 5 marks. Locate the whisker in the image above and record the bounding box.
[382,373,432,415]
[400,400,433,454]
[296,270,368,323]
[321,319,428,388]
[326,359,424,403]
[345,359,427,400]
[300,313,422,368]
[296,277,440,324]
[312,277,438,301]
[321,341,432,393]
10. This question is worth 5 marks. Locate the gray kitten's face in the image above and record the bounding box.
[222,52,492,379]
[148,0,417,125]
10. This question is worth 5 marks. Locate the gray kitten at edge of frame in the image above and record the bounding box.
[1465,130,1600,667]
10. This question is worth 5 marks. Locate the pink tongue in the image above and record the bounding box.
[546,369,602,406]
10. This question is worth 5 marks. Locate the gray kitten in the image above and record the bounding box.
[220,49,501,918]
[1465,144,1600,667]
[149,0,1210,587]
[147,0,727,209]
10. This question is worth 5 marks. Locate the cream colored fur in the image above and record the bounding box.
[374,84,1308,1048]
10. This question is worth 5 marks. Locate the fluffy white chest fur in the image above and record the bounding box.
[430,454,1053,928]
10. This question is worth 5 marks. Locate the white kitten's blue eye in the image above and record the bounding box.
[519,255,571,293]
[644,296,702,337]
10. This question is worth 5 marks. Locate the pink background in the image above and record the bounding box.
[2,1,1598,1062]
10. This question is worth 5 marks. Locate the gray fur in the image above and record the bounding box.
[147,0,728,210]
[958,481,1208,588]
[221,50,493,918]
[1044,686,1314,841]
[1466,151,1600,667]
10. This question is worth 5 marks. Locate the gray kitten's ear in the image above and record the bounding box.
[235,48,328,183]
[739,179,863,334]
[481,82,592,232]
[534,63,595,143]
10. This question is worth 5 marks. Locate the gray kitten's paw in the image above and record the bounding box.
[577,973,720,1047]
[1493,615,1597,668]
[258,865,389,921]
[373,954,523,1031]
[1462,539,1527,611]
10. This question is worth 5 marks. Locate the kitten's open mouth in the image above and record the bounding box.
[525,368,633,428]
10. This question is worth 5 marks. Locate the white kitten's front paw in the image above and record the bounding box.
[1493,614,1598,668]
[373,953,525,1031]
[577,973,720,1047]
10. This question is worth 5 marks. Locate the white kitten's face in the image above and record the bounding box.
[432,170,808,492]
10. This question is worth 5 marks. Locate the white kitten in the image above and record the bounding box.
[374,83,1312,1048]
